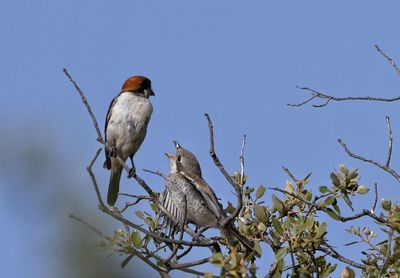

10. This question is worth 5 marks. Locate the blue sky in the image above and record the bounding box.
[1,1,400,277]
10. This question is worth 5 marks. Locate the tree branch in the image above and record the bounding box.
[63,68,104,143]
[204,113,243,228]
[337,138,400,183]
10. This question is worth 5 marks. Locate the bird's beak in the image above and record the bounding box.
[164,152,175,159]
[173,140,181,149]
[144,88,155,97]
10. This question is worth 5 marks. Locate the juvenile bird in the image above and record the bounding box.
[104,76,154,206]
[163,144,255,253]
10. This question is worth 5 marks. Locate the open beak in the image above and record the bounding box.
[164,152,175,159]
[173,140,181,149]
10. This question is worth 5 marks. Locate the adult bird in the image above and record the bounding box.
[103,76,154,206]
[163,142,256,254]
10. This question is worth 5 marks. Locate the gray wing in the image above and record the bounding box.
[180,171,223,220]
[162,176,187,234]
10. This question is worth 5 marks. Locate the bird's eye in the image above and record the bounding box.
[177,156,182,162]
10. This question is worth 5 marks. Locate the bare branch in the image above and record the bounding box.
[385,116,393,167]
[375,44,400,77]
[288,86,400,108]
[318,245,365,270]
[265,260,278,278]
[143,168,166,178]
[337,138,400,183]
[372,182,378,213]
[239,135,247,185]
[63,68,104,143]
[70,214,110,240]
[204,113,243,228]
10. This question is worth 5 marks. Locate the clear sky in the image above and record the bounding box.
[1,1,400,277]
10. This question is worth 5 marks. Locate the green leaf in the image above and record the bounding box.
[304,215,314,230]
[330,173,341,187]
[253,240,262,256]
[150,203,158,212]
[271,194,283,213]
[319,186,330,193]
[326,208,340,221]
[339,163,349,175]
[321,196,335,207]
[332,203,341,215]
[285,181,294,193]
[343,194,353,210]
[356,185,369,194]
[254,205,268,222]
[135,211,144,219]
[256,185,266,199]
[316,223,327,238]
[275,246,288,260]
[245,187,254,195]
[271,217,284,236]
[226,202,236,214]
[210,252,224,263]
[131,231,142,248]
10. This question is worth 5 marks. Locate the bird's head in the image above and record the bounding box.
[173,141,202,177]
[121,76,155,98]
[164,152,183,173]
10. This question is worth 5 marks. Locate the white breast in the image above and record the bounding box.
[106,92,153,160]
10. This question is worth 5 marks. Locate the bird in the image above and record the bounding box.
[103,76,155,206]
[162,143,256,254]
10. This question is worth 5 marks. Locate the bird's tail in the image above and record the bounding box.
[223,226,260,257]
[107,165,122,206]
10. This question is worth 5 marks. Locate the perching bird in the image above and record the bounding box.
[163,145,255,253]
[103,76,154,206]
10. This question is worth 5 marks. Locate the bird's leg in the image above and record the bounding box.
[128,155,136,177]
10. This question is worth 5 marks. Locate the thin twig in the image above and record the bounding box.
[375,44,400,77]
[239,135,247,185]
[265,260,278,278]
[385,116,393,167]
[63,68,104,143]
[70,214,110,240]
[204,113,243,228]
[372,182,378,213]
[318,245,365,270]
[143,168,166,178]
[338,138,400,183]
[289,86,400,108]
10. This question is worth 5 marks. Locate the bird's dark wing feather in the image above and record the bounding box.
[103,96,118,169]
